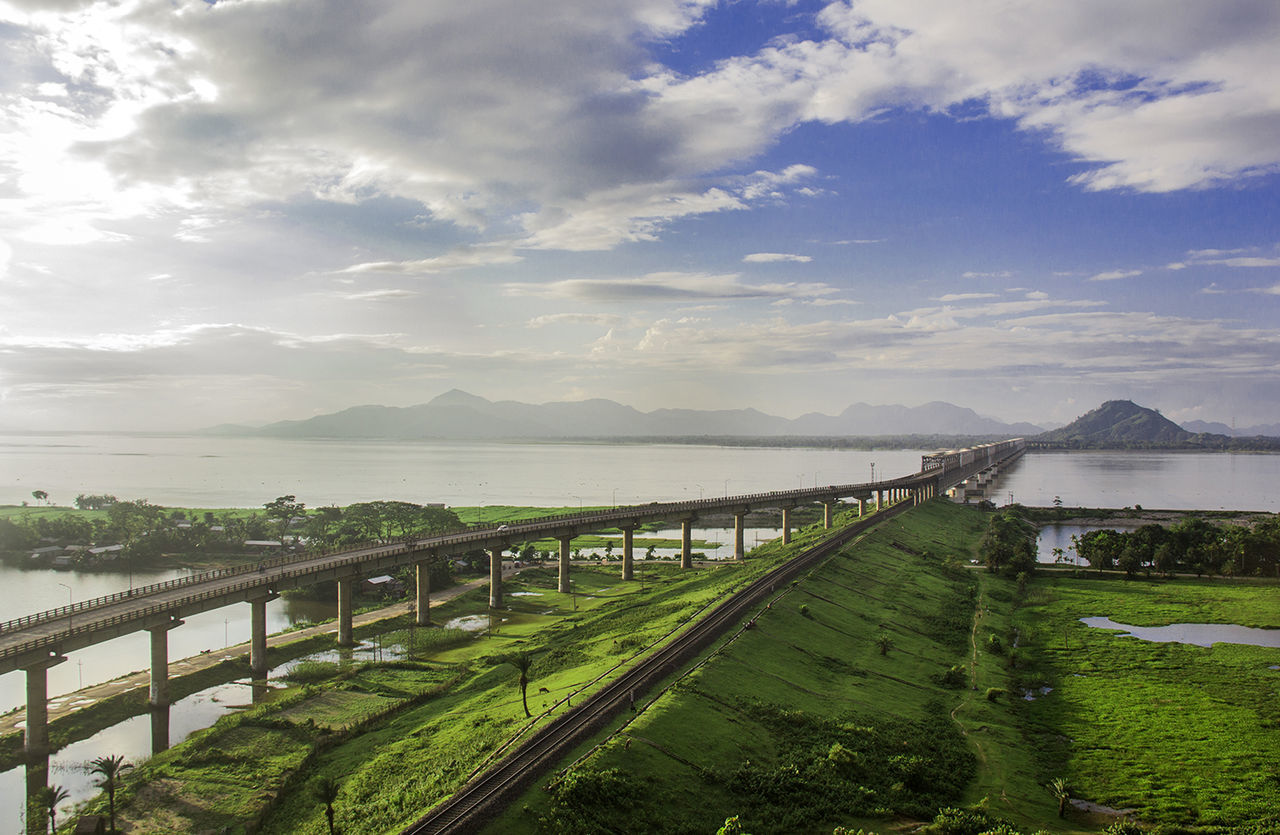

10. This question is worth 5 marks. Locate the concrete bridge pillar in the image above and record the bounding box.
[558,536,572,593]
[249,593,277,675]
[22,653,65,757]
[489,548,504,609]
[24,752,49,835]
[148,617,184,707]
[621,526,635,580]
[415,558,432,626]
[150,703,171,754]
[857,498,865,517]
[823,502,834,529]
[337,578,355,647]
[781,507,792,544]
[876,490,883,511]
[681,519,693,569]
[734,513,746,560]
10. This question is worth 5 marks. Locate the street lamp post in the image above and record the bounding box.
[870,462,876,483]
[58,582,72,630]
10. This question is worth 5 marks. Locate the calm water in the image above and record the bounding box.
[1079,617,1280,648]
[997,449,1279,511]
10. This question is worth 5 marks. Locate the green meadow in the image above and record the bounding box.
[63,500,1280,834]
[1013,575,1280,828]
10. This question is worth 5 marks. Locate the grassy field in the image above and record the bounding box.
[75,511,850,833]
[1013,574,1280,828]
[485,499,1065,835]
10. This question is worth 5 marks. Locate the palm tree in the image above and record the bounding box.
[38,784,70,834]
[500,651,535,717]
[89,754,132,833]
[875,631,894,656]
[312,776,341,835]
[1048,776,1070,818]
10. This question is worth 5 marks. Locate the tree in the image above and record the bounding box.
[499,651,535,718]
[89,754,132,833]
[38,784,70,834]
[875,631,894,656]
[312,776,341,835]
[32,489,48,505]
[1048,776,1070,818]
[264,495,307,543]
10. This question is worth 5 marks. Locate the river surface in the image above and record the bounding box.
[1,435,1278,831]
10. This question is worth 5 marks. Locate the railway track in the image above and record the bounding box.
[402,499,917,834]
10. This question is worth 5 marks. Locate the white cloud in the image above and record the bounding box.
[935,293,999,302]
[527,313,624,328]
[504,271,839,302]
[1089,268,1143,281]
[340,247,523,275]
[961,271,1013,279]
[743,252,813,263]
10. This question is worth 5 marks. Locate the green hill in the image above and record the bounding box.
[1029,400,1280,449]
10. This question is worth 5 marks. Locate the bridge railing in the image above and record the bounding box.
[0,445,1019,643]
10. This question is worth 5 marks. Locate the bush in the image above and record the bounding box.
[283,661,341,684]
[985,634,1005,656]
[985,688,1005,702]
[937,665,968,689]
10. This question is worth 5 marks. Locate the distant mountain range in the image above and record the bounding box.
[207,389,1046,440]
[1180,419,1280,438]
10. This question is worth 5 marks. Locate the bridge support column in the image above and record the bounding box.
[148,617,183,707]
[489,549,503,609]
[733,513,746,560]
[150,702,171,754]
[823,502,834,530]
[681,519,693,569]
[857,498,864,517]
[558,536,572,593]
[24,751,50,835]
[337,578,355,647]
[621,527,635,580]
[22,654,64,757]
[876,490,882,511]
[415,558,432,626]
[781,507,792,544]
[249,593,276,676]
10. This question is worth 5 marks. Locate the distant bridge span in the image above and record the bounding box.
[1,438,1023,762]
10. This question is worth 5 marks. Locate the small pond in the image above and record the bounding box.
[1079,617,1280,648]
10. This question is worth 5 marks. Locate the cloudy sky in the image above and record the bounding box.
[1,0,1278,432]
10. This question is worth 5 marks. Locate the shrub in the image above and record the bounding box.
[985,688,1004,702]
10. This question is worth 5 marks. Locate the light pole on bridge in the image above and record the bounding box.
[58,581,72,630]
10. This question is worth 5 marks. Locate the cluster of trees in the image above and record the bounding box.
[0,495,466,567]
[1071,516,1280,578]
[978,506,1038,577]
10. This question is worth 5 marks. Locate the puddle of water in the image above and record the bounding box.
[1022,685,1053,701]
[1080,617,1280,648]
[443,615,491,632]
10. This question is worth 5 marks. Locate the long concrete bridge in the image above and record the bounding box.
[1,438,1023,766]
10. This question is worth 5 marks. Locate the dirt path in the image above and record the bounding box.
[949,585,988,768]
[1,573,504,736]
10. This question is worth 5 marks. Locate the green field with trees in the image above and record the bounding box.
[24,499,1280,833]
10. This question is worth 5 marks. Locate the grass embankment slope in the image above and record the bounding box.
[1015,575,1280,827]
[489,499,1060,835]
[85,512,846,833]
